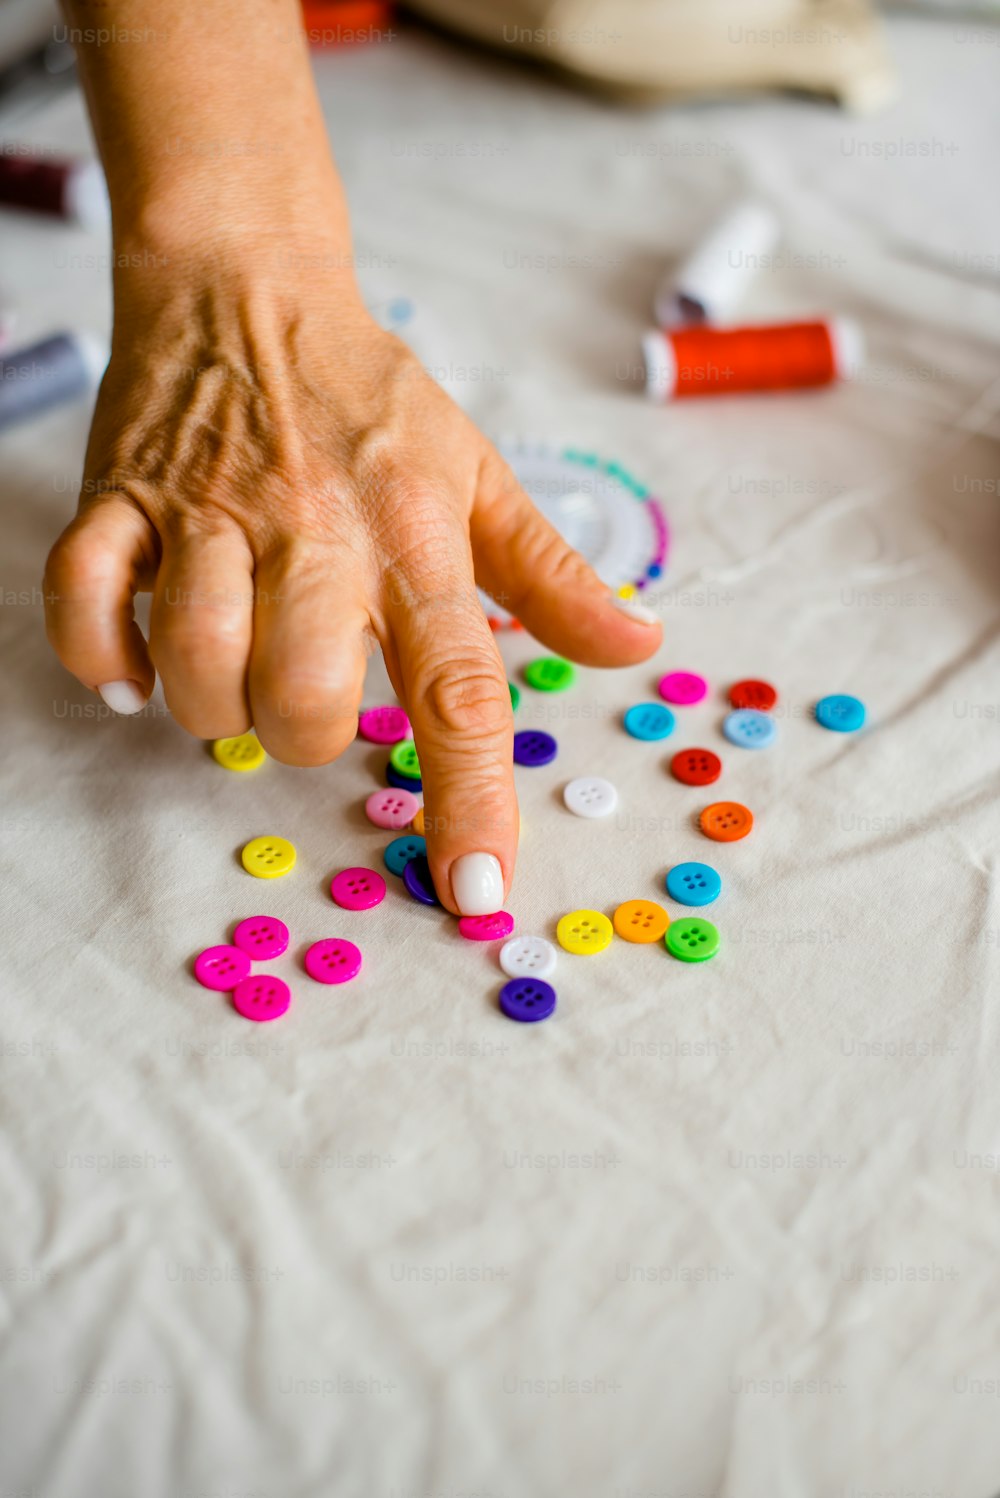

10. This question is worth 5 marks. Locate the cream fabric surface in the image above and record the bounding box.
[2,15,1000,1498]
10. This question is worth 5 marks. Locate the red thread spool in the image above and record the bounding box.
[643,319,862,401]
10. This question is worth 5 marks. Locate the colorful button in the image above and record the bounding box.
[389,739,421,779]
[386,763,422,792]
[499,935,557,980]
[658,671,707,706]
[524,656,575,692]
[402,854,440,906]
[383,834,427,877]
[665,862,721,907]
[513,730,557,767]
[358,705,410,744]
[612,899,670,943]
[556,909,613,955]
[723,709,777,750]
[304,939,362,984]
[331,866,386,911]
[700,802,753,842]
[232,916,290,960]
[816,694,866,732]
[624,703,675,741]
[666,918,720,963]
[241,835,297,879]
[730,679,777,712]
[194,945,251,992]
[212,733,266,772]
[499,977,557,1023]
[411,806,426,835]
[509,682,520,712]
[563,777,618,819]
[233,973,291,1020]
[670,748,722,786]
[458,911,515,942]
[365,788,421,829]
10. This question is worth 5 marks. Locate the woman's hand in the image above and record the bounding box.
[44,248,661,913]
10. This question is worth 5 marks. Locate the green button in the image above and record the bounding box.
[665,918,719,963]
[524,656,575,693]
[509,682,520,712]
[389,739,421,779]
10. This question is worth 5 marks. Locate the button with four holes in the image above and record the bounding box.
[213,733,266,772]
[730,679,777,712]
[815,694,866,732]
[700,802,753,842]
[624,703,675,741]
[232,916,290,960]
[304,938,362,984]
[723,709,777,750]
[612,899,670,944]
[499,935,557,980]
[665,862,721,907]
[331,866,386,911]
[524,656,575,692]
[402,854,440,907]
[563,776,618,819]
[658,671,707,706]
[458,911,514,942]
[670,747,722,786]
[389,739,421,779]
[383,834,426,877]
[358,705,410,744]
[513,730,558,767]
[241,835,297,879]
[499,977,557,1023]
[233,973,292,1020]
[365,788,421,829]
[556,909,613,955]
[666,917,720,963]
[194,945,251,992]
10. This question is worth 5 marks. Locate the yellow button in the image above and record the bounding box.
[241,835,296,879]
[411,806,425,835]
[613,899,669,944]
[213,733,266,772]
[556,909,613,955]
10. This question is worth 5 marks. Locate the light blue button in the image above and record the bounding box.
[666,862,722,907]
[624,702,675,741]
[723,708,776,749]
[383,834,427,877]
[815,694,865,733]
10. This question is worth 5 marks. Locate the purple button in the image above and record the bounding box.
[513,730,557,767]
[386,763,422,792]
[499,977,557,1023]
[403,854,440,906]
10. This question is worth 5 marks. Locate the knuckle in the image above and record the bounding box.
[418,654,510,739]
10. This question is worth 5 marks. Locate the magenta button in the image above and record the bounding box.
[331,867,386,911]
[358,705,410,745]
[194,945,251,992]
[658,671,708,706]
[458,912,515,942]
[365,788,420,830]
[232,973,291,1022]
[304,938,363,985]
[232,915,290,960]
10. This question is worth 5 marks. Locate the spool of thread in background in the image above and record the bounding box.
[0,154,109,229]
[654,200,780,328]
[642,320,864,401]
[0,332,107,433]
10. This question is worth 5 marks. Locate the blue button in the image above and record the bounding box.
[386,763,422,792]
[666,861,721,907]
[499,977,557,1023]
[723,709,776,750]
[402,854,439,906]
[383,834,427,877]
[815,694,865,732]
[624,702,675,741]
[513,730,558,767]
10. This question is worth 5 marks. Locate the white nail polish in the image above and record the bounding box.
[451,852,504,916]
[612,596,660,625]
[98,680,148,715]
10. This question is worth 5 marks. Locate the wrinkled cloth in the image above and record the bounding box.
[1,14,1000,1497]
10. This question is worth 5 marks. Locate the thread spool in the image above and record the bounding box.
[654,200,780,329]
[0,154,108,228]
[0,332,106,432]
[642,319,863,401]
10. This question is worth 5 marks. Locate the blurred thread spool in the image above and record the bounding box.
[0,154,108,228]
[642,319,863,401]
[654,200,780,328]
[0,332,106,432]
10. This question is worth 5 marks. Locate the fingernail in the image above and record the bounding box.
[97,680,148,715]
[611,595,660,625]
[450,852,504,916]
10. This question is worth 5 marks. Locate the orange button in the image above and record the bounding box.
[411,806,425,835]
[613,899,670,943]
[700,801,753,842]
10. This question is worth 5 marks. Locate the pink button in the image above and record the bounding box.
[365,788,420,829]
[304,938,363,985]
[658,671,708,706]
[331,867,386,911]
[194,945,251,992]
[232,973,291,1021]
[458,912,515,942]
[232,915,290,960]
[358,705,411,745]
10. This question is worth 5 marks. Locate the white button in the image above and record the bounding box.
[499,935,558,980]
[563,776,618,819]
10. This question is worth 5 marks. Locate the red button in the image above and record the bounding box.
[729,679,777,712]
[670,747,721,786]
